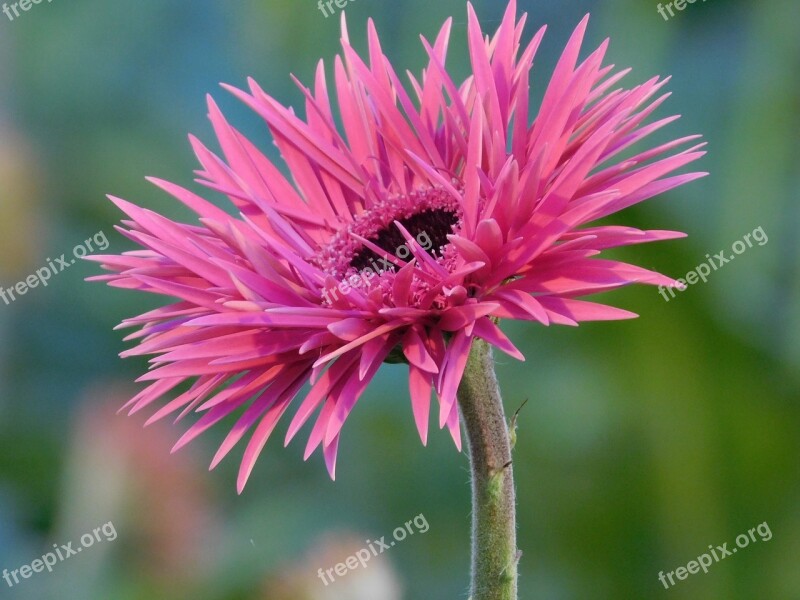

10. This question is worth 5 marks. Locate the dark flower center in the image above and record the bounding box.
[349,208,459,272]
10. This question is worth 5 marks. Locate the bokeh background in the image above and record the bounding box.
[0,0,798,598]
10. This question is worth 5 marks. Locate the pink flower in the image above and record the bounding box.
[88,2,705,493]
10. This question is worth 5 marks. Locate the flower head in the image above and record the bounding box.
[89,1,705,492]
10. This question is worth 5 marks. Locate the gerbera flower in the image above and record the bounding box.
[88,1,705,493]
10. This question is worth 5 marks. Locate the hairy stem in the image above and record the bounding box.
[458,338,519,600]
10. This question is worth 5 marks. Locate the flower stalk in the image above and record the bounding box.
[458,338,519,600]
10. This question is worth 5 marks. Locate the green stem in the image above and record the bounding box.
[458,338,519,600]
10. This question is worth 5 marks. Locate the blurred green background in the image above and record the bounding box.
[0,0,798,598]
